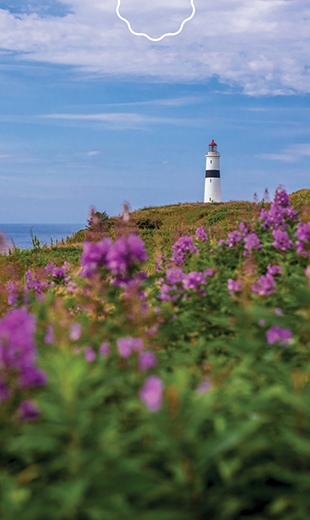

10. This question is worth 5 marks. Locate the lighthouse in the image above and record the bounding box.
[204,139,221,203]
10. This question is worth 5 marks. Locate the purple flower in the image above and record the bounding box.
[51,267,65,280]
[295,222,310,257]
[138,351,157,372]
[227,279,242,295]
[259,188,298,231]
[182,272,207,291]
[244,233,262,252]
[6,281,18,306]
[81,238,112,277]
[226,231,243,248]
[16,399,41,422]
[196,377,212,394]
[195,227,208,241]
[44,326,55,344]
[165,268,185,285]
[272,229,294,251]
[252,273,276,296]
[239,221,249,235]
[106,234,148,276]
[139,375,163,412]
[25,270,47,294]
[267,264,283,277]
[204,268,214,277]
[0,309,47,399]
[19,367,47,389]
[158,283,176,302]
[63,262,71,272]
[84,347,96,363]
[171,236,198,265]
[117,337,144,358]
[274,308,283,316]
[274,189,290,208]
[0,377,11,402]
[70,323,82,341]
[99,342,110,356]
[45,261,55,274]
[266,325,292,347]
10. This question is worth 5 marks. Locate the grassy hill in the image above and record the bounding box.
[65,189,310,271]
[132,188,310,232]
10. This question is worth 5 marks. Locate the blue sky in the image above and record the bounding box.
[0,0,309,223]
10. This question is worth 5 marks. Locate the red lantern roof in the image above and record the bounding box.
[209,139,217,147]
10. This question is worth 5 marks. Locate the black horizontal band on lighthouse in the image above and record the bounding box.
[205,170,220,178]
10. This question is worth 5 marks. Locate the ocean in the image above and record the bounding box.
[0,223,84,250]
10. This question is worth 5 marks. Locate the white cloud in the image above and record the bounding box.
[38,111,204,128]
[259,144,310,162]
[0,1,310,95]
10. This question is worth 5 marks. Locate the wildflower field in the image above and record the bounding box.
[1,188,310,519]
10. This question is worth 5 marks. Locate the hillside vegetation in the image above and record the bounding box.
[1,187,310,519]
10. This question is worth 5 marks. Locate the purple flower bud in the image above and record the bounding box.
[16,399,40,422]
[70,323,82,341]
[84,347,96,363]
[6,281,18,306]
[139,375,163,412]
[44,325,55,344]
[138,351,157,372]
[99,342,110,356]
[196,377,212,394]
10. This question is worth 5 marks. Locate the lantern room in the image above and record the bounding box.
[208,139,217,152]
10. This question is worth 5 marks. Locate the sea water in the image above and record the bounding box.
[0,224,84,250]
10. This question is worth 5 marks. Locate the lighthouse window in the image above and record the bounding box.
[210,179,212,183]
[210,160,212,164]
[209,198,211,202]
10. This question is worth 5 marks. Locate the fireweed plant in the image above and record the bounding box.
[1,188,310,519]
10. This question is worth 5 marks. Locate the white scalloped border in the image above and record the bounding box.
[116,0,196,42]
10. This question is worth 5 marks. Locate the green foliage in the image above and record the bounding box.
[135,217,162,230]
[1,189,310,518]
[87,210,109,232]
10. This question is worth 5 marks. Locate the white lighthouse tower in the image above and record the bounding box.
[204,139,221,203]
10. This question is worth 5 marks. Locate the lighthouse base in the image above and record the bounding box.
[204,177,221,203]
